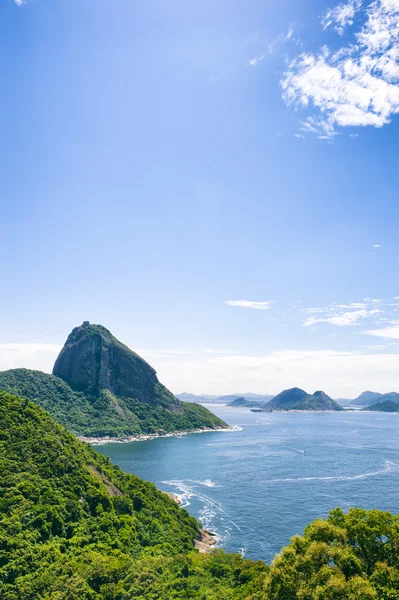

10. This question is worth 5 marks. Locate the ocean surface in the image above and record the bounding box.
[96,405,399,563]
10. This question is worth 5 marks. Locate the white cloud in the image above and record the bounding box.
[282,0,399,137]
[249,55,265,67]
[267,26,297,56]
[364,325,399,338]
[373,243,381,247]
[226,300,273,310]
[14,0,25,5]
[304,308,379,326]
[152,349,399,397]
[0,344,61,372]
[302,300,382,327]
[321,0,363,35]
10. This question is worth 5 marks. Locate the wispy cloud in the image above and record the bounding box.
[373,244,381,248]
[226,300,273,310]
[249,55,265,67]
[302,300,382,327]
[269,27,295,53]
[364,325,399,339]
[14,0,25,5]
[321,0,363,35]
[282,0,399,137]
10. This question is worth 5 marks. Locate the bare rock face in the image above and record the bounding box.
[53,322,173,406]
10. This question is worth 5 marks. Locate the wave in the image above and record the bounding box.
[220,425,243,432]
[263,461,399,484]
[160,478,241,541]
[199,479,216,487]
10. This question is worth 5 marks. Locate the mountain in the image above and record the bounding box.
[291,391,344,411]
[265,387,343,411]
[366,400,399,412]
[265,387,309,410]
[0,322,227,438]
[376,392,399,404]
[336,391,382,406]
[227,396,273,408]
[227,396,251,407]
[0,390,265,599]
[337,391,399,407]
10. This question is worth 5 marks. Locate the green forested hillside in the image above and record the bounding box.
[0,391,265,599]
[0,368,226,437]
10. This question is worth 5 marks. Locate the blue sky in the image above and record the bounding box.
[2,0,399,397]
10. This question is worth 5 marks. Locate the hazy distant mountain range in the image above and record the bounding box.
[336,391,399,407]
[179,388,399,412]
[176,392,273,404]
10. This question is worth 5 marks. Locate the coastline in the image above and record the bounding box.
[78,425,234,446]
[162,491,218,553]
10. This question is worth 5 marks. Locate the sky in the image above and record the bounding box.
[1,0,399,398]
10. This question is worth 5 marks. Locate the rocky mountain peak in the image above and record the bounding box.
[53,322,157,401]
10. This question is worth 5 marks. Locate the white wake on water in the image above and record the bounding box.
[160,478,241,544]
[263,460,399,484]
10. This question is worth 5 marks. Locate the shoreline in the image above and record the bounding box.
[162,491,218,553]
[78,425,234,446]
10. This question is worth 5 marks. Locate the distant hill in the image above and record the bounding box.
[336,391,382,406]
[265,387,343,411]
[0,322,227,437]
[366,400,399,412]
[227,395,274,408]
[337,391,399,407]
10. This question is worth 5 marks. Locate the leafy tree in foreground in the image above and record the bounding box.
[264,507,399,599]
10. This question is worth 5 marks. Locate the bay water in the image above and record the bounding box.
[97,405,399,563]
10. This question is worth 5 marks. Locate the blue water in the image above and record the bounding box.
[96,405,399,563]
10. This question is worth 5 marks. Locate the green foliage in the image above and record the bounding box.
[264,507,399,599]
[0,391,265,600]
[0,369,227,437]
[0,391,197,598]
[118,551,268,600]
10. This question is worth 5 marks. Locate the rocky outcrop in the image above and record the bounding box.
[53,322,180,409]
[194,529,218,553]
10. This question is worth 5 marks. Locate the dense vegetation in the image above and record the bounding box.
[0,391,263,599]
[1,390,399,599]
[265,507,399,599]
[0,369,227,437]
